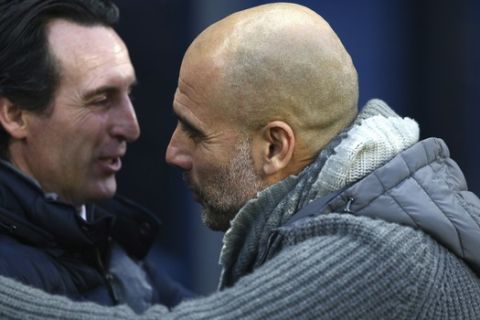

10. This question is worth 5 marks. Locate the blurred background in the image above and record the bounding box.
[113,0,480,294]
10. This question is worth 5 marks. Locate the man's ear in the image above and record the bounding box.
[0,97,28,139]
[258,121,295,176]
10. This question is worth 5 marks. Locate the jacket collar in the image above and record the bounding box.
[0,160,159,259]
[326,138,480,275]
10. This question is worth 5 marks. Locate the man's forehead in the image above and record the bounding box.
[174,60,234,130]
[45,19,135,92]
[172,94,207,129]
[47,19,131,71]
[47,19,119,52]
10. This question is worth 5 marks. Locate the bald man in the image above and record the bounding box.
[0,3,480,319]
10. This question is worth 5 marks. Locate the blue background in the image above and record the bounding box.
[113,0,480,294]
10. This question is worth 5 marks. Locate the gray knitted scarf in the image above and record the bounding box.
[218,99,419,288]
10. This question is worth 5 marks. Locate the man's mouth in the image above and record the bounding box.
[98,156,122,173]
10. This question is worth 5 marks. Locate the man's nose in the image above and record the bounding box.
[165,126,192,171]
[111,96,141,142]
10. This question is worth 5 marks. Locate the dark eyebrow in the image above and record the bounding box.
[83,79,138,101]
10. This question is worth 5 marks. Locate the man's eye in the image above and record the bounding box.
[90,95,110,107]
[180,123,203,141]
[184,128,200,140]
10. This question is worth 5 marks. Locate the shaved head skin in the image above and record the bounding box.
[183,3,358,153]
[167,3,359,230]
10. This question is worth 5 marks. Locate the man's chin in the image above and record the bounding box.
[201,208,232,232]
[84,181,117,203]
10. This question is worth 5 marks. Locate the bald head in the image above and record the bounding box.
[180,2,358,155]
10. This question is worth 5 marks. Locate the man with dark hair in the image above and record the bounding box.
[0,0,187,313]
[0,2,479,319]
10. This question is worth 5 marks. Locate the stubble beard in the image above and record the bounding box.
[191,138,264,231]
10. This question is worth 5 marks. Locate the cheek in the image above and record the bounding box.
[65,116,107,147]
[49,127,99,173]
[26,125,64,164]
[192,151,229,180]
[188,150,212,179]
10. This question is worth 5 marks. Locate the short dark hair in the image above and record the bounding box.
[0,0,120,157]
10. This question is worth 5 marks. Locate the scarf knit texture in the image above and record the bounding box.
[0,99,480,319]
[218,99,419,287]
